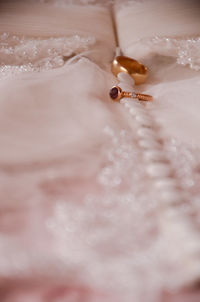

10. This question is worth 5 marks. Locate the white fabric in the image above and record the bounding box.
[115,0,200,147]
[0,1,200,302]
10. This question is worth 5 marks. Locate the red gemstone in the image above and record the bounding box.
[109,87,119,100]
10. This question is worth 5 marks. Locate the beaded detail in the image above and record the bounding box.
[0,33,96,76]
[150,36,200,71]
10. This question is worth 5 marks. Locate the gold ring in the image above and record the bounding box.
[111,56,148,85]
[109,86,153,102]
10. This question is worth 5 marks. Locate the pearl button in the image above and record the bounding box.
[123,101,131,108]
[143,149,165,161]
[117,72,135,86]
[119,82,134,91]
[135,115,153,127]
[129,105,146,115]
[129,107,137,116]
[160,189,182,204]
[155,178,178,189]
[139,139,161,149]
[137,127,155,139]
[146,163,172,177]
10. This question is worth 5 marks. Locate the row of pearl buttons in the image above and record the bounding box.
[117,72,184,205]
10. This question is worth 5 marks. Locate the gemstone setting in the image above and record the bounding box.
[109,87,119,100]
[109,86,122,101]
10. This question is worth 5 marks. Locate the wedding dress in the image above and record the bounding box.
[0,1,200,302]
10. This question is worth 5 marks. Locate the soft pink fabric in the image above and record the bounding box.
[0,1,200,302]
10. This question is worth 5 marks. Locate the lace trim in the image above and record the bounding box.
[150,36,200,71]
[0,33,96,75]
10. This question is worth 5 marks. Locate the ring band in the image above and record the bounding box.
[111,56,148,85]
[109,86,153,102]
